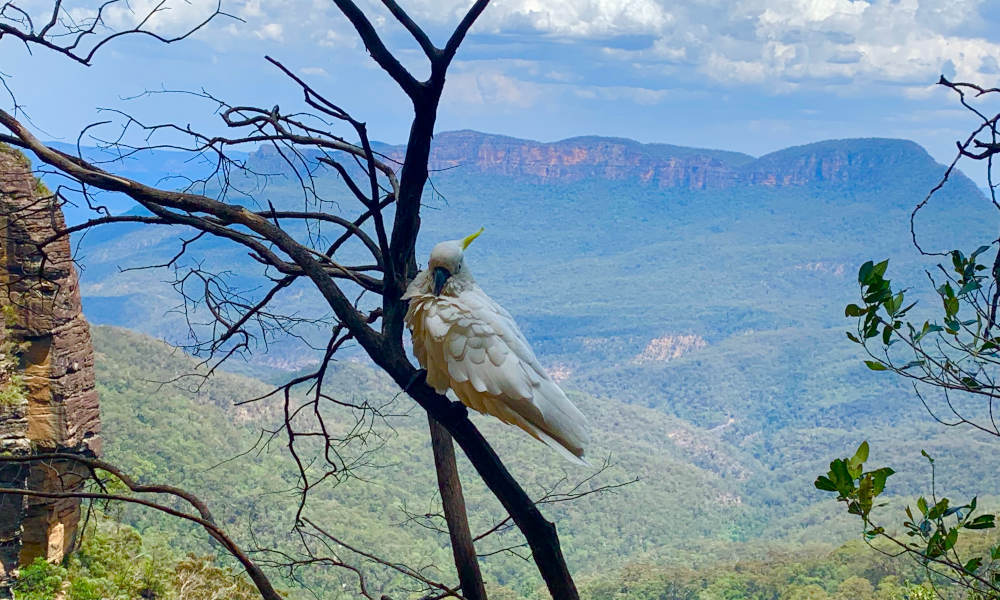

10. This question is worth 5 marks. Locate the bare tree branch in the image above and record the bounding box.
[0,2,591,598]
[328,0,422,95]
[0,454,282,600]
[0,0,236,66]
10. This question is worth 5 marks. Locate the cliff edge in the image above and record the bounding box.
[0,145,101,596]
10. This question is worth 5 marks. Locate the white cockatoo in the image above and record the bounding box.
[403,228,590,465]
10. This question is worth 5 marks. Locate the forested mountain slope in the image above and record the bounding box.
[93,324,1000,598]
[93,326,753,597]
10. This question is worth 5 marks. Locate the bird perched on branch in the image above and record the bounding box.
[404,228,590,465]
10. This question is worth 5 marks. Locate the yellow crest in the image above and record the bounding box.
[461,227,484,250]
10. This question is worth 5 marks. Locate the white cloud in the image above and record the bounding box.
[572,84,669,104]
[443,68,542,108]
[318,28,358,48]
[299,66,329,77]
[89,0,996,95]
[95,0,1000,105]
[707,0,1000,88]
[490,0,672,37]
[82,0,222,35]
[404,0,672,37]
[239,0,265,18]
[413,0,1000,92]
[254,22,284,42]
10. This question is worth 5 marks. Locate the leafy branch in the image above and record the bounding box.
[846,248,1000,436]
[817,442,1000,597]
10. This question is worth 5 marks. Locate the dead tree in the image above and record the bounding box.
[0,454,284,600]
[0,1,582,598]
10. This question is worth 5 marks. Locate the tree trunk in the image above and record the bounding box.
[428,416,488,600]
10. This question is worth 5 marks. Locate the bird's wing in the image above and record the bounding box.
[406,285,590,461]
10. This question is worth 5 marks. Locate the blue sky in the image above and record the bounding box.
[6,0,1000,168]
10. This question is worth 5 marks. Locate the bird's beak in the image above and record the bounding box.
[433,267,451,296]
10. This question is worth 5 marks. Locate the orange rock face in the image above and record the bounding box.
[0,145,101,592]
[384,131,742,189]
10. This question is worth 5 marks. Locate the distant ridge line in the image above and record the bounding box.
[362,130,964,191]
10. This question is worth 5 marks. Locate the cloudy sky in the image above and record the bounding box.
[5,0,1000,165]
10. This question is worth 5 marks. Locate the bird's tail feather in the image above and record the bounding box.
[473,390,591,466]
[533,427,592,467]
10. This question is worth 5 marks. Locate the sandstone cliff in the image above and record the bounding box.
[0,145,101,595]
[245,130,958,195]
[364,130,942,191]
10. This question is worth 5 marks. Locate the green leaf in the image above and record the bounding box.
[965,515,996,530]
[928,498,950,520]
[943,527,959,552]
[858,260,875,284]
[920,323,944,338]
[914,322,943,343]
[870,467,894,496]
[944,297,959,318]
[959,280,981,295]
[952,250,965,272]
[887,292,904,315]
[961,376,982,390]
[846,331,861,343]
[964,558,983,574]
[845,304,866,317]
[851,441,870,465]
[971,245,991,260]
[814,476,838,492]
[873,259,889,278]
[864,360,888,371]
[918,496,928,516]
[830,459,854,496]
[857,475,874,516]
[927,531,945,557]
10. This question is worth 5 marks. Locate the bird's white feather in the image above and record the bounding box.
[405,276,590,463]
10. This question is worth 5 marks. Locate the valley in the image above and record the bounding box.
[60,130,1000,597]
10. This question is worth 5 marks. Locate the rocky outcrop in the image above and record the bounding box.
[742,138,931,187]
[250,130,969,194]
[362,131,955,192]
[391,130,751,189]
[374,130,753,189]
[633,334,708,364]
[0,144,100,595]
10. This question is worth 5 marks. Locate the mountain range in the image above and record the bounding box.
[35,129,1000,595]
[228,129,957,192]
